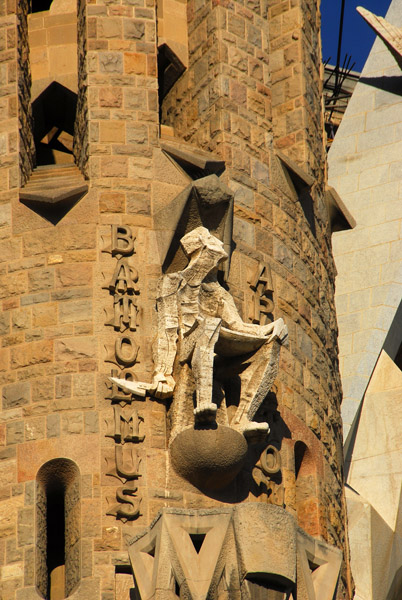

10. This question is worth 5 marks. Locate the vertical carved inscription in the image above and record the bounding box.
[246,262,274,325]
[104,225,144,521]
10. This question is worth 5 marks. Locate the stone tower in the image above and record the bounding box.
[0,1,352,599]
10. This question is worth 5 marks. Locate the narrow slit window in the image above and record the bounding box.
[36,458,80,600]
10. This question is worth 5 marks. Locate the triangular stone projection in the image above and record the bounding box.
[20,164,88,224]
[297,530,342,600]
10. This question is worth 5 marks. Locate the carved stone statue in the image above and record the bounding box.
[113,226,287,441]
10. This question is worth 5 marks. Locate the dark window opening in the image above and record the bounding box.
[157,43,185,121]
[277,153,316,237]
[32,82,77,167]
[299,188,316,237]
[245,576,293,600]
[46,480,66,597]
[31,0,53,13]
[36,458,80,600]
[294,441,307,480]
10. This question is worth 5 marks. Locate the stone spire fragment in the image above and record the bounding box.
[357,6,402,69]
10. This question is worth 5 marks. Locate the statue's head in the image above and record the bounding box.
[181,226,228,268]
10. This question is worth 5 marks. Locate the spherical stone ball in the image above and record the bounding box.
[170,425,248,490]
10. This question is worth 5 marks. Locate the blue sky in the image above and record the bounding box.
[321,0,392,72]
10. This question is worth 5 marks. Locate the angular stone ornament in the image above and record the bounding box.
[127,505,297,600]
[19,164,88,224]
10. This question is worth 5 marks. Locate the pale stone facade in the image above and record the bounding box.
[329,0,402,441]
[328,1,402,598]
[0,1,352,599]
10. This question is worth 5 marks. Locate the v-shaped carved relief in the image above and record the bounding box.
[165,512,232,600]
[127,510,232,600]
[127,506,341,600]
[126,519,162,600]
[297,531,342,600]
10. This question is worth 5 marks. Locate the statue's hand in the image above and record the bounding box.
[149,372,175,399]
[262,318,288,344]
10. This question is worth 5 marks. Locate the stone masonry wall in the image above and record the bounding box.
[161,0,350,593]
[0,1,352,599]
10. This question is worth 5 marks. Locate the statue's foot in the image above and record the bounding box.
[194,403,217,423]
[242,422,270,443]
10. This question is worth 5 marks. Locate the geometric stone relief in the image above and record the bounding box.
[126,505,342,599]
[152,174,233,279]
[325,186,355,233]
[113,226,288,490]
[275,150,316,236]
[126,504,297,600]
[160,139,225,180]
[296,530,342,600]
[158,43,186,100]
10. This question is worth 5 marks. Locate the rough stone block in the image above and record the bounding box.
[54,337,96,361]
[73,373,95,397]
[123,19,145,40]
[98,17,122,39]
[55,264,92,288]
[0,310,10,335]
[12,309,30,331]
[99,87,123,108]
[17,508,34,546]
[61,412,83,435]
[46,414,60,439]
[124,51,146,74]
[10,340,53,369]
[55,374,72,399]
[99,51,123,73]
[6,422,24,446]
[101,157,128,177]
[31,377,53,404]
[32,303,57,327]
[20,292,50,307]
[59,299,92,324]
[3,382,30,410]
[99,192,125,213]
[84,411,99,434]
[24,417,45,442]
[100,121,126,144]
